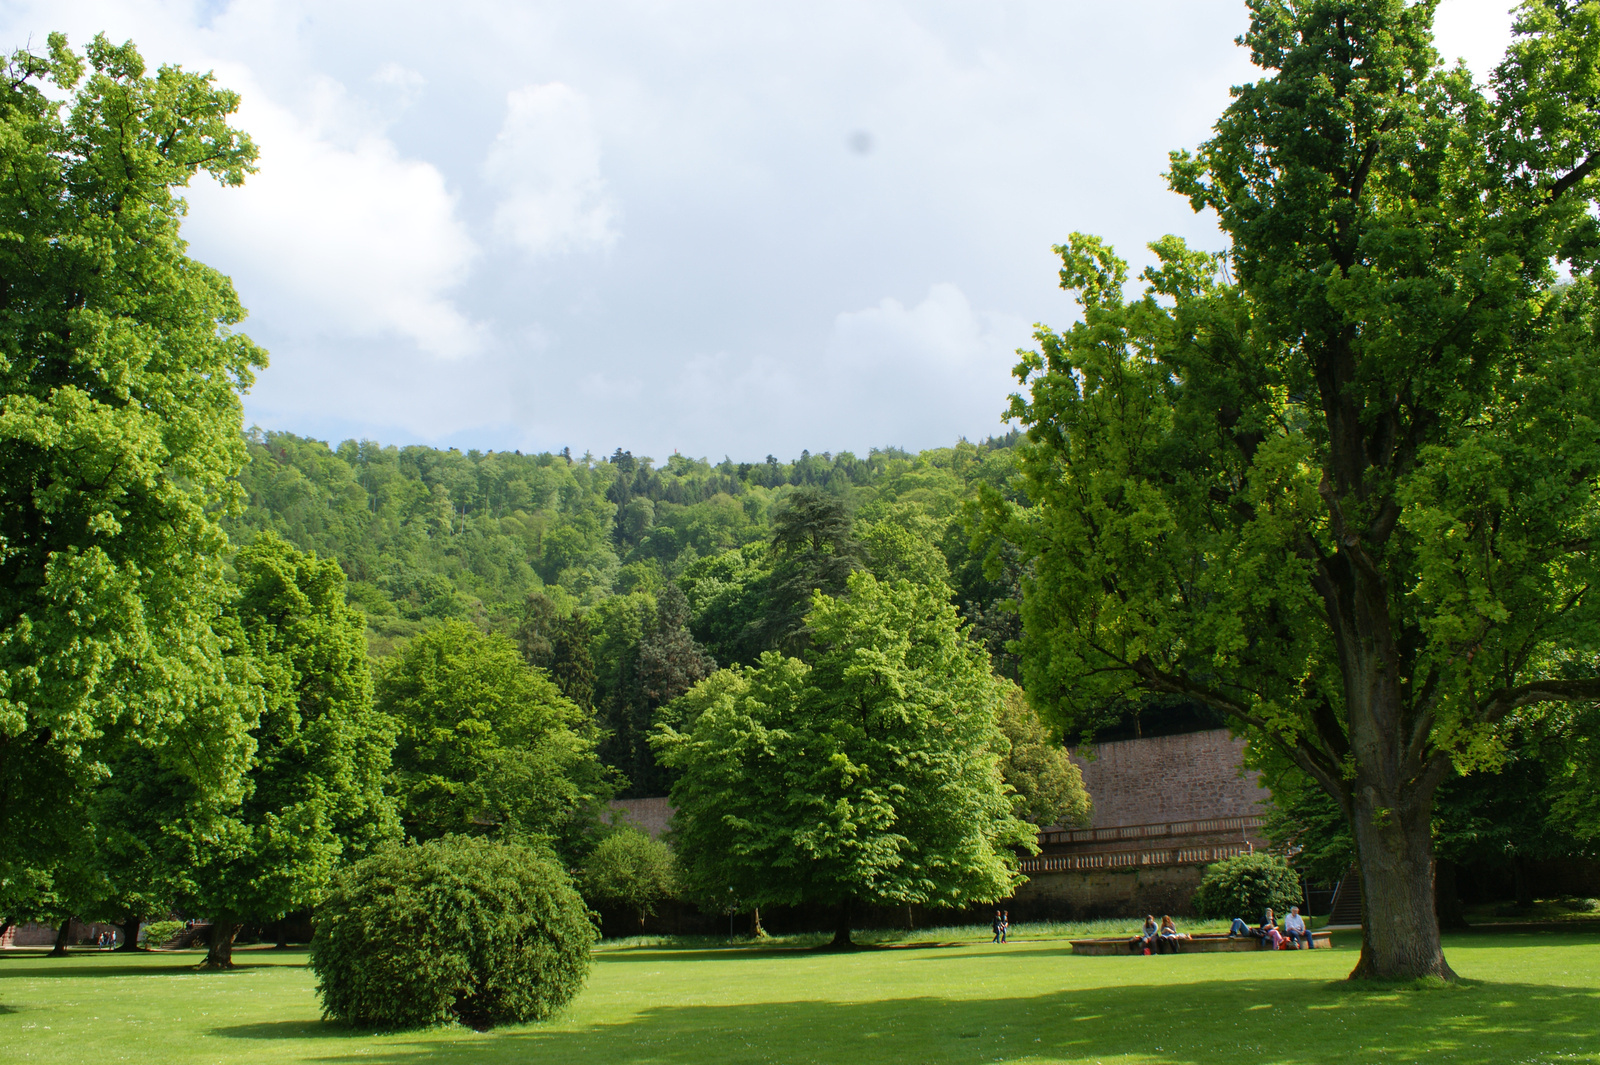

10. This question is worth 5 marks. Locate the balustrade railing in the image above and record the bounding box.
[1017,843,1255,874]
[1038,814,1264,848]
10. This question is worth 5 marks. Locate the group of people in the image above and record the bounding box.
[1131,915,1189,954]
[991,910,1011,943]
[1125,905,1317,954]
[1229,906,1316,949]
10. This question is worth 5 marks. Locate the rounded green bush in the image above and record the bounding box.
[1190,852,1303,920]
[139,920,186,947]
[310,836,594,1029]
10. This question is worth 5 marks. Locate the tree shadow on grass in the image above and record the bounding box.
[272,978,1600,1065]
[0,960,279,980]
[601,941,965,966]
[213,1020,374,1041]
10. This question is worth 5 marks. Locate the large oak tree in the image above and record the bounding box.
[0,35,262,916]
[991,0,1600,979]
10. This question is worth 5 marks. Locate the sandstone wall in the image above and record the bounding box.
[1068,729,1268,830]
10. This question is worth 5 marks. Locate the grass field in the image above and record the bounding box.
[4,927,1598,1064]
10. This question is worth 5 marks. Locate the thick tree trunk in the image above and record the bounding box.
[115,914,143,952]
[1347,791,1454,981]
[202,920,241,969]
[49,919,71,957]
[829,898,853,949]
[272,920,289,950]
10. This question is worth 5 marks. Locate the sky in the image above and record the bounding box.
[4,1,1518,462]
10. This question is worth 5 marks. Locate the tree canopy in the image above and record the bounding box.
[189,533,398,967]
[0,33,262,920]
[378,622,610,858]
[989,0,1600,980]
[656,574,1035,945]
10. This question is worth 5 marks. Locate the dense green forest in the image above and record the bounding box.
[223,430,1029,795]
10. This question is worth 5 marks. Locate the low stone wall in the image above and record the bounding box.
[1011,864,1208,921]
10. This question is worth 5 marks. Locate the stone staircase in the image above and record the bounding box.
[1327,868,1364,926]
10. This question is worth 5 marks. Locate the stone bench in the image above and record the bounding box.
[1069,931,1334,956]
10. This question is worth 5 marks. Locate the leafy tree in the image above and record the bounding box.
[991,0,1600,979]
[311,836,592,1030]
[596,586,716,797]
[1190,854,1302,922]
[515,590,562,666]
[859,514,952,590]
[994,683,1091,828]
[759,488,864,652]
[190,533,399,968]
[656,574,1036,946]
[680,542,770,668]
[547,613,597,712]
[379,622,609,858]
[578,828,678,933]
[0,34,262,923]
[516,592,596,710]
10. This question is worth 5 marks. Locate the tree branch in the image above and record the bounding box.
[1477,677,1600,725]
[1549,151,1600,202]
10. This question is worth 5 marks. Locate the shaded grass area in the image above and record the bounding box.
[1465,896,1600,927]
[600,917,1245,951]
[3,931,1599,1064]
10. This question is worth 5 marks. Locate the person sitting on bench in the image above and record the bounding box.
[1130,915,1159,954]
[1283,906,1313,949]
[1157,915,1185,954]
[1257,908,1284,949]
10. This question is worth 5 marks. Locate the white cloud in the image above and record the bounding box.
[821,284,1026,446]
[183,70,484,359]
[484,83,619,258]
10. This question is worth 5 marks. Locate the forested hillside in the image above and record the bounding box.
[224,430,1028,794]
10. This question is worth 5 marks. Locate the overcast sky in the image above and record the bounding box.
[7,1,1516,461]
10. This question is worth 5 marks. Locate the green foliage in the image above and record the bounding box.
[600,585,716,797]
[993,683,1090,828]
[760,489,864,653]
[378,622,609,856]
[680,542,771,668]
[139,920,185,947]
[187,534,398,933]
[1190,854,1302,921]
[656,574,1035,931]
[578,829,678,931]
[0,33,262,920]
[989,0,1600,978]
[310,837,592,1030]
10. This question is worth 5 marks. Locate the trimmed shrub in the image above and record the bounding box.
[139,920,185,947]
[310,836,593,1030]
[1190,853,1302,920]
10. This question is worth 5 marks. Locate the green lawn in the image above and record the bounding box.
[3,929,1598,1064]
